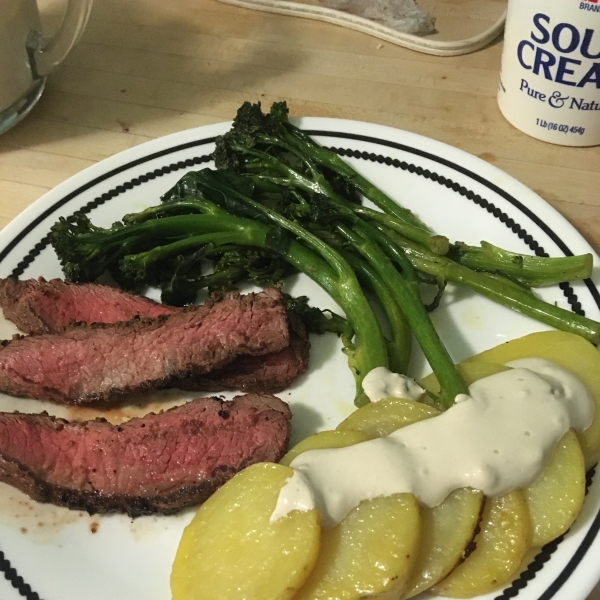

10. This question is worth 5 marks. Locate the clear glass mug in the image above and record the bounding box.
[0,0,93,135]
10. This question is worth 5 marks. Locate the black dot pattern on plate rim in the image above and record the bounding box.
[1,143,594,600]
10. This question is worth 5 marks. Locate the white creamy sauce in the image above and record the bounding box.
[362,366,424,403]
[272,359,594,528]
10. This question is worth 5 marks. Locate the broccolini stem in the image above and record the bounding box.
[382,227,600,345]
[335,222,469,408]
[279,118,594,290]
[122,199,224,224]
[280,125,433,234]
[50,214,233,282]
[143,175,391,396]
[448,241,593,287]
[215,190,390,397]
[342,252,412,375]
[119,231,257,284]
[249,132,450,256]
[352,205,449,255]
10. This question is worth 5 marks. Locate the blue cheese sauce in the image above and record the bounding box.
[272,359,594,528]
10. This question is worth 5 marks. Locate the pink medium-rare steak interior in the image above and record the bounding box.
[0,394,292,516]
[0,277,178,334]
[187,314,309,393]
[0,288,289,404]
[0,279,310,395]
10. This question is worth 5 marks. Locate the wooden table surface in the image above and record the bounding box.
[2,0,600,251]
[1,0,600,599]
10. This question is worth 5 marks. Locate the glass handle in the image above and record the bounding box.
[27,0,94,78]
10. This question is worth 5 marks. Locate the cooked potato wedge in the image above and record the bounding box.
[336,397,486,598]
[525,429,585,547]
[280,429,373,466]
[171,462,320,600]
[404,488,484,599]
[419,362,510,396]
[294,494,421,600]
[336,396,439,437]
[432,490,532,598]
[464,330,600,469]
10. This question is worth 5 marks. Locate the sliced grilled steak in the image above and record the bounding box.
[0,278,310,395]
[0,277,177,335]
[0,288,289,404]
[186,315,309,393]
[0,394,292,516]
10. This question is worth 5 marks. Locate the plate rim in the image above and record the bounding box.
[0,116,599,600]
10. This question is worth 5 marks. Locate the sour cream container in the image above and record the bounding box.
[498,0,600,146]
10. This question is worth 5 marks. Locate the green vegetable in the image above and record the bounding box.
[447,241,593,288]
[50,198,390,403]
[379,227,600,345]
[213,101,448,255]
[49,100,599,410]
[163,168,460,405]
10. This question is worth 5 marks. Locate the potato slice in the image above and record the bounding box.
[404,488,484,599]
[336,397,485,598]
[432,490,532,598]
[287,417,421,599]
[171,462,320,600]
[525,430,586,547]
[294,494,421,600]
[280,429,373,466]
[419,362,510,396]
[464,330,600,469]
[336,396,440,437]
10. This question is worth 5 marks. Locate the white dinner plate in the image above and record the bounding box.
[0,117,599,600]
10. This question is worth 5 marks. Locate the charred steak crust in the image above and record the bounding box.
[0,394,292,517]
[0,288,290,404]
[0,277,177,335]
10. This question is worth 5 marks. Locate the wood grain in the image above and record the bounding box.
[2,0,599,254]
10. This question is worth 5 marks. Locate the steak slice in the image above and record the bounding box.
[0,277,177,335]
[0,278,310,395]
[0,288,289,404]
[0,394,292,516]
[186,315,309,393]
